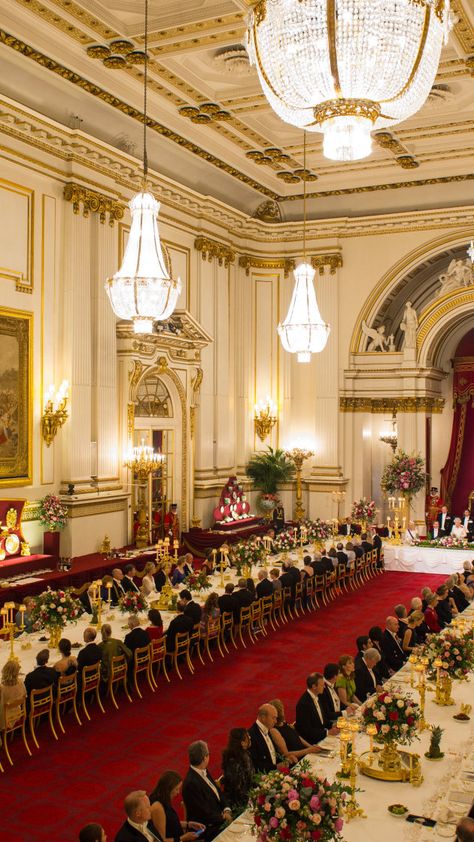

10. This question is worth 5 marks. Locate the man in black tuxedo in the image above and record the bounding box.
[77,627,102,674]
[248,703,278,773]
[165,605,194,653]
[394,604,409,641]
[153,564,167,592]
[256,568,274,599]
[352,540,364,559]
[381,616,407,673]
[295,673,338,745]
[232,578,254,622]
[339,517,355,537]
[111,568,126,604]
[179,589,202,625]
[355,648,382,702]
[371,531,383,567]
[321,663,343,724]
[354,635,370,671]
[462,509,474,540]
[114,790,160,842]
[122,564,140,594]
[360,533,373,555]
[437,506,453,537]
[124,615,151,655]
[311,554,333,576]
[25,649,58,702]
[218,583,237,615]
[335,543,348,566]
[182,740,232,841]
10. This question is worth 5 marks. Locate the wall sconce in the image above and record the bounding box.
[41,380,69,446]
[379,412,398,452]
[254,396,277,441]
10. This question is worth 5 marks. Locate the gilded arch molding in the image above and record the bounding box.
[349,227,474,356]
[417,288,474,367]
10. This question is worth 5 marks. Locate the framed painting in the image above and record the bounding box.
[0,308,32,486]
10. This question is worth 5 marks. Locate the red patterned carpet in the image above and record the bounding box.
[0,571,444,841]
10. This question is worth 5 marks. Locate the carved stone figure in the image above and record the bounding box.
[437,258,474,297]
[388,334,396,352]
[400,301,418,349]
[361,320,388,351]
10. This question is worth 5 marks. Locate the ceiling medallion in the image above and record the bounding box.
[179,104,231,124]
[247,0,453,162]
[87,40,146,68]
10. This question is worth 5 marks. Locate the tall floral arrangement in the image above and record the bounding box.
[39,494,68,531]
[232,540,265,573]
[303,519,333,542]
[31,587,83,629]
[273,528,299,553]
[350,497,376,523]
[423,631,474,680]
[381,450,426,497]
[249,762,349,842]
[362,690,420,745]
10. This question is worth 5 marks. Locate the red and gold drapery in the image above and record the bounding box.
[440,356,474,512]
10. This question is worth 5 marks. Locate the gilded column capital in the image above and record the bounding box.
[194,236,235,267]
[238,255,296,277]
[339,396,445,413]
[311,253,343,275]
[63,182,124,226]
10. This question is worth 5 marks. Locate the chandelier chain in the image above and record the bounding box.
[143,0,149,179]
[303,131,307,262]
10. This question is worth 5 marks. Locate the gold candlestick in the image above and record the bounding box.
[408,654,418,688]
[1,602,23,663]
[366,723,377,766]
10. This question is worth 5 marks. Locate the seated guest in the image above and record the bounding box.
[327,547,338,569]
[403,521,419,544]
[344,542,356,565]
[321,663,343,722]
[408,597,422,614]
[295,673,338,745]
[221,728,255,814]
[54,638,78,676]
[436,584,456,627]
[367,626,391,681]
[124,615,151,655]
[335,655,361,708]
[154,563,167,593]
[99,624,132,682]
[0,659,26,729]
[451,517,467,539]
[352,540,364,559]
[171,556,192,586]
[165,606,194,654]
[401,611,424,653]
[360,533,373,555]
[371,529,383,566]
[394,604,409,639]
[78,824,106,842]
[141,562,158,598]
[246,577,256,599]
[339,517,355,537]
[248,703,278,773]
[179,590,202,625]
[200,592,220,633]
[114,790,159,842]
[218,583,237,615]
[77,627,102,674]
[122,565,140,594]
[462,560,473,584]
[354,635,370,671]
[269,698,322,761]
[424,593,441,633]
[25,649,58,698]
[111,568,126,604]
[256,569,273,599]
[421,586,433,611]
[354,647,382,702]
[381,616,407,674]
[448,574,470,611]
[146,609,164,640]
[182,740,232,841]
[80,584,96,615]
[269,568,282,591]
[335,543,348,566]
[15,596,35,633]
[149,771,205,842]
[301,555,315,581]
[232,579,254,622]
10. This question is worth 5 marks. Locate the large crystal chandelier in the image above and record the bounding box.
[278,134,330,362]
[247,0,452,162]
[105,0,181,333]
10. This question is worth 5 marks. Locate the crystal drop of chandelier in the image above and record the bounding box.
[278,262,330,362]
[247,0,452,162]
[105,0,181,333]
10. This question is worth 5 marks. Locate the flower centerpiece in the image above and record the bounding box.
[350,497,376,524]
[272,528,299,554]
[30,586,83,647]
[185,569,212,593]
[423,631,474,681]
[381,450,426,499]
[419,536,473,550]
[118,591,148,615]
[362,689,420,778]
[249,761,349,842]
[39,493,68,531]
[303,519,333,543]
[232,539,264,574]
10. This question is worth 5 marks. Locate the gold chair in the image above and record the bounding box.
[107,654,132,710]
[29,685,58,749]
[271,589,284,627]
[324,571,336,602]
[370,548,379,576]
[203,616,224,662]
[282,586,294,621]
[250,598,266,636]
[294,581,304,616]
[313,574,325,607]
[189,623,205,668]
[336,563,349,593]
[220,611,237,653]
[171,631,193,680]
[354,555,366,586]
[80,662,105,720]
[237,605,255,648]
[149,636,170,687]
[133,644,154,698]
[304,576,315,610]
[1,699,31,765]
[55,673,82,734]
[260,595,274,631]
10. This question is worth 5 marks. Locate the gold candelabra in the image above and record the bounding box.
[415,660,430,731]
[433,658,455,706]
[331,490,346,521]
[125,442,165,549]
[387,495,407,544]
[219,547,229,587]
[254,397,277,442]
[336,719,366,821]
[156,538,178,609]
[285,447,314,522]
[90,579,104,630]
[0,602,24,662]
[41,380,69,447]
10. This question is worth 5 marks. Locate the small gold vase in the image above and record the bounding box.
[378,741,402,774]
[47,625,62,649]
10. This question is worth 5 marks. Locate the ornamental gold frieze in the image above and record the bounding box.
[311,253,343,275]
[450,0,474,53]
[194,236,236,267]
[339,396,445,413]
[21,501,42,522]
[63,183,124,225]
[239,255,296,277]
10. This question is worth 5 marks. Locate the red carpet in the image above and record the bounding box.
[0,571,444,841]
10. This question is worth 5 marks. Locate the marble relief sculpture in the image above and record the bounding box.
[361,320,389,351]
[400,301,418,349]
[437,258,474,298]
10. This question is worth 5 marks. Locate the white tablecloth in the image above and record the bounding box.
[383,545,473,575]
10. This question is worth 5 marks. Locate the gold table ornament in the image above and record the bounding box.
[415,661,430,731]
[1,602,24,663]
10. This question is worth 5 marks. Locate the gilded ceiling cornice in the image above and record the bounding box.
[311,253,343,274]
[450,0,474,53]
[194,236,236,267]
[63,182,124,225]
[238,255,296,277]
[375,132,419,169]
[339,396,445,413]
[13,0,119,43]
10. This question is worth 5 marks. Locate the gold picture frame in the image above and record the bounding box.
[0,308,33,486]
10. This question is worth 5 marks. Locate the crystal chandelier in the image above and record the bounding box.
[105,0,181,333]
[278,134,330,362]
[247,0,452,162]
[379,413,398,452]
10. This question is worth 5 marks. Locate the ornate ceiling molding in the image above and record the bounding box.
[374,132,419,170]
[238,255,296,277]
[339,396,445,413]
[194,236,236,267]
[63,182,124,225]
[311,253,343,275]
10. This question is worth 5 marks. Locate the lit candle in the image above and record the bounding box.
[402,517,406,529]
[387,516,391,527]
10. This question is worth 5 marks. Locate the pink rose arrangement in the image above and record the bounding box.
[272,529,299,553]
[249,761,349,841]
[31,586,83,629]
[423,631,474,680]
[303,519,334,542]
[363,689,420,745]
[118,591,148,614]
[381,450,426,496]
[39,493,68,531]
[350,497,376,523]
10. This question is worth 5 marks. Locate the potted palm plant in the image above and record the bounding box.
[246,447,295,514]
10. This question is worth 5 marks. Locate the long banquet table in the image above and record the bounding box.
[383,545,474,574]
[215,602,474,842]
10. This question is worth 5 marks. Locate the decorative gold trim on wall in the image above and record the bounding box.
[339,396,445,413]
[194,236,235,267]
[22,500,41,522]
[63,183,124,225]
[0,177,34,293]
[239,255,295,277]
[417,288,474,351]
[311,253,343,275]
